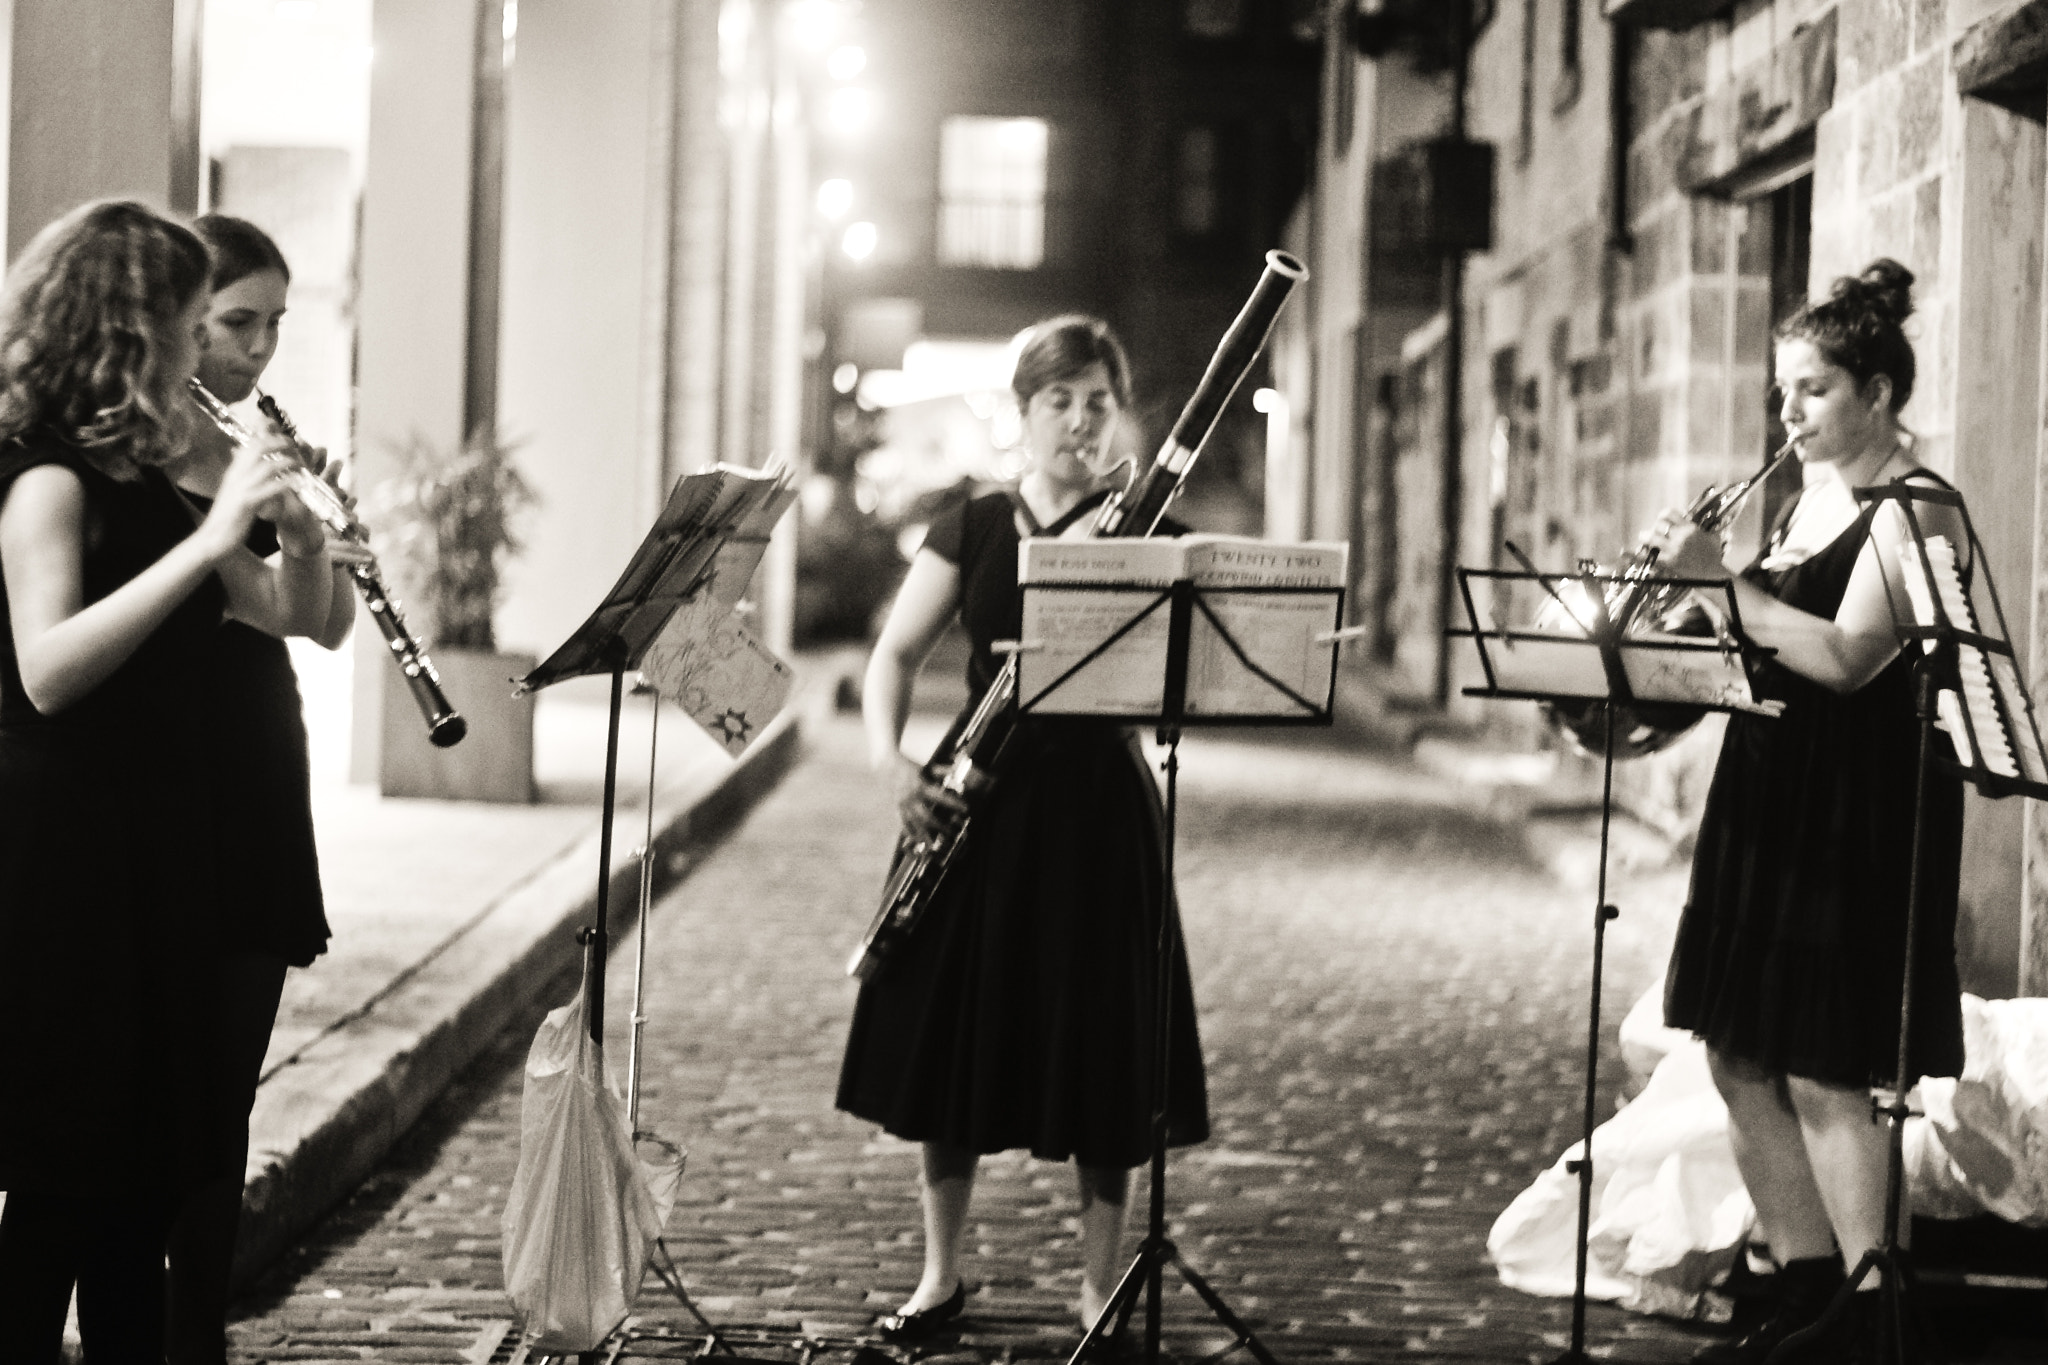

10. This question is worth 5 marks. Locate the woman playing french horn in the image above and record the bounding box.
[1647,259,1967,1365]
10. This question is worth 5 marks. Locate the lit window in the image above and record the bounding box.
[938,116,1048,270]
[1184,0,1241,38]
[1176,127,1217,235]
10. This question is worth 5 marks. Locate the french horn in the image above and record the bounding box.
[1539,438,1798,759]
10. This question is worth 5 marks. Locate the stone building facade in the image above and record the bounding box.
[1286,0,2048,997]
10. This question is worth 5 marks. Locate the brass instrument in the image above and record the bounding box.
[847,249,1309,980]
[187,380,467,748]
[1540,437,1799,758]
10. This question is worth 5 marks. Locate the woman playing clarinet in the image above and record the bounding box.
[160,213,358,1365]
[837,315,1209,1341]
[1649,259,1968,1365]
[0,201,335,1360]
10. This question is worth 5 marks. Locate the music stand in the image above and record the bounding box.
[512,467,790,1364]
[1764,484,2048,1365]
[1010,571,1344,1365]
[1451,566,1780,1365]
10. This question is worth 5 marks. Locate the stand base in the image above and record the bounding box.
[1766,1247,1940,1365]
[1068,1236,1281,1365]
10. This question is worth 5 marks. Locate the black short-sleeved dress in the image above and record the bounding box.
[836,491,1210,1169]
[0,435,229,1192]
[1664,472,1966,1088]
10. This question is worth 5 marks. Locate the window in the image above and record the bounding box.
[1176,127,1218,235]
[938,117,1048,270]
[1184,0,1242,38]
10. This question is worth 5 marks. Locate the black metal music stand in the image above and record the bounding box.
[518,466,791,1044]
[1451,565,1777,1365]
[513,467,792,1365]
[1761,485,2048,1365]
[1011,572,1346,1365]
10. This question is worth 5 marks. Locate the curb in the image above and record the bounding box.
[231,705,807,1287]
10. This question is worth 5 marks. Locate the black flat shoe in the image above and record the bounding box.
[876,1281,967,1340]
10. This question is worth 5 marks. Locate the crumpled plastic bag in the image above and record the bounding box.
[1906,994,2048,1227]
[1487,1037,1754,1320]
[501,969,666,1354]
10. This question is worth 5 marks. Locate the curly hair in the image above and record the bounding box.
[1777,257,1917,413]
[0,199,212,477]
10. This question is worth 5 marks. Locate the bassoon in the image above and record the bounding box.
[188,380,468,748]
[847,249,1309,979]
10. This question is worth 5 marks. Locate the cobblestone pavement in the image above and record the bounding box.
[229,713,1729,1365]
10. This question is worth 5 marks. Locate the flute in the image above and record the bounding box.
[187,380,467,748]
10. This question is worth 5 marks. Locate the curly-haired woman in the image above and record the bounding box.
[0,200,334,1361]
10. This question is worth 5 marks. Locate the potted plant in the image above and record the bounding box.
[366,427,540,802]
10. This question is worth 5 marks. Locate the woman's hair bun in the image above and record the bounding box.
[1831,257,1916,326]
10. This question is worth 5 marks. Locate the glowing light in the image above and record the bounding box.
[841,221,877,261]
[833,363,859,394]
[1252,386,1277,414]
[824,87,874,137]
[274,0,319,19]
[816,178,853,218]
[783,0,848,53]
[827,44,867,80]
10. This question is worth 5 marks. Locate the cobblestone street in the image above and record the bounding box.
[227,712,1712,1364]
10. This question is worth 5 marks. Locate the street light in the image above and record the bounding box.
[816,178,853,218]
[827,44,866,80]
[824,86,874,137]
[841,220,877,262]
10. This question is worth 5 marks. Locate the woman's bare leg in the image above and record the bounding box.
[902,1143,976,1313]
[1786,1075,1892,1283]
[1075,1164,1130,1330]
[1706,1047,1835,1264]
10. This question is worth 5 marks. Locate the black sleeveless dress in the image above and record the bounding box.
[0,436,230,1191]
[184,499,331,967]
[836,491,1210,1168]
[1664,473,1966,1088]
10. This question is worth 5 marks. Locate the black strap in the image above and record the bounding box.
[1004,486,1110,539]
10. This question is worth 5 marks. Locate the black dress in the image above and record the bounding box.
[1664,473,1966,1088]
[0,436,229,1192]
[836,492,1210,1169]
[186,502,331,968]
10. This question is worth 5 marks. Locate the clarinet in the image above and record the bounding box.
[846,249,1309,979]
[187,381,468,748]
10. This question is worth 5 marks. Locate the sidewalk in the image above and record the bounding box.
[226,652,815,1285]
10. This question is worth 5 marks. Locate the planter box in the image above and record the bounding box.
[379,647,537,802]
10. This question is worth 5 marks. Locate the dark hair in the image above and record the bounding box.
[192,213,290,291]
[0,199,212,474]
[1776,258,1917,412]
[1012,314,1133,409]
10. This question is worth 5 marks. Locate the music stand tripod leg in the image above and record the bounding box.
[1064,723,1284,1365]
[1548,703,1623,1365]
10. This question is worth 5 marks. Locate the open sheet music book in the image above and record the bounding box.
[522,463,797,755]
[1016,535,1348,718]
[1896,533,2048,786]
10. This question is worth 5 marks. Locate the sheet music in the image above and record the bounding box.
[1018,588,1172,714]
[639,596,794,756]
[1016,536,1347,718]
[522,463,795,693]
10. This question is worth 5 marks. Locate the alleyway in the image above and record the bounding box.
[226,712,1714,1364]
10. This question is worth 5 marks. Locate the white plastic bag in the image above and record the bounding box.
[501,970,663,1354]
